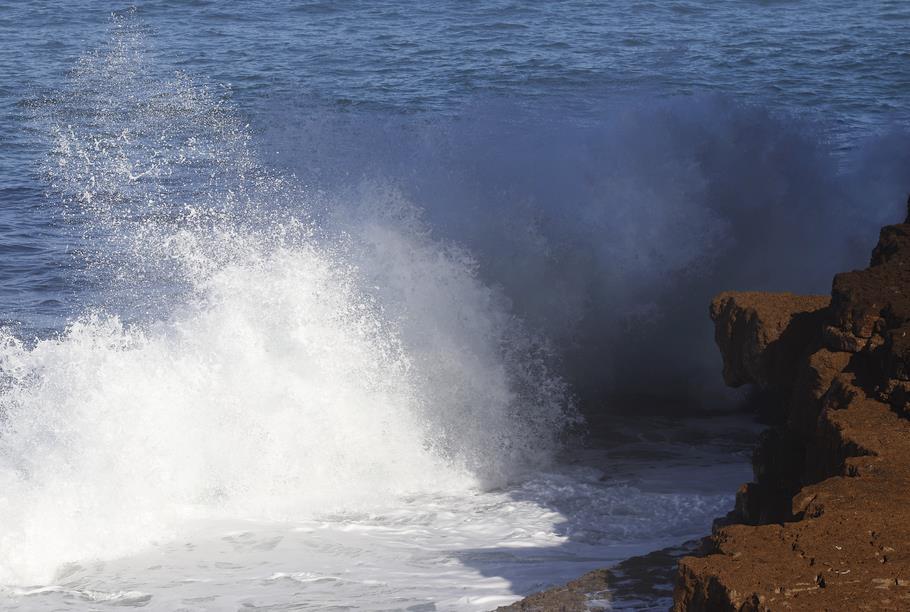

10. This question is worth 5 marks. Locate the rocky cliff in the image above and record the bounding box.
[495,202,910,612]
[674,201,910,611]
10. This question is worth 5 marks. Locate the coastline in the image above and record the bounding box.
[502,199,910,611]
[674,201,910,609]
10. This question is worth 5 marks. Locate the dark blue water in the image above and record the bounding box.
[1,1,909,381]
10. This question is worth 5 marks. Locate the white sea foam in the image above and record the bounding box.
[0,15,575,586]
[0,461,746,611]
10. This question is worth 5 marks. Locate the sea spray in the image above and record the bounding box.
[258,97,910,411]
[0,15,577,585]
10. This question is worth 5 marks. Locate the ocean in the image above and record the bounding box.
[0,2,907,610]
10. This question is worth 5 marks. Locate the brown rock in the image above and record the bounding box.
[498,201,910,612]
[499,544,696,611]
[676,386,910,612]
[787,349,853,436]
[709,292,829,389]
[496,569,611,612]
[674,204,910,611]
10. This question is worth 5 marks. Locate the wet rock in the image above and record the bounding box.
[495,569,611,612]
[498,543,698,611]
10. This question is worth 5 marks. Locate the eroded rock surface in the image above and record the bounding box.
[674,202,910,611]
[709,292,829,390]
[494,202,910,612]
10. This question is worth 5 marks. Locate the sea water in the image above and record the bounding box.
[0,2,907,610]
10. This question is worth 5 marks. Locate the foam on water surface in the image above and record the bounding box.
[0,440,752,611]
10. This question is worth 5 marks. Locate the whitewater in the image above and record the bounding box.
[0,13,760,612]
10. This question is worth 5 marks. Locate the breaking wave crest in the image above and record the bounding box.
[0,15,576,584]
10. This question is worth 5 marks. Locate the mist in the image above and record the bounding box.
[252,96,910,418]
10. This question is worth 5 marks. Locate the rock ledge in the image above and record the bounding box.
[674,202,910,611]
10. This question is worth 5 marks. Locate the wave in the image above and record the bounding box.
[0,15,576,585]
[255,92,910,410]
